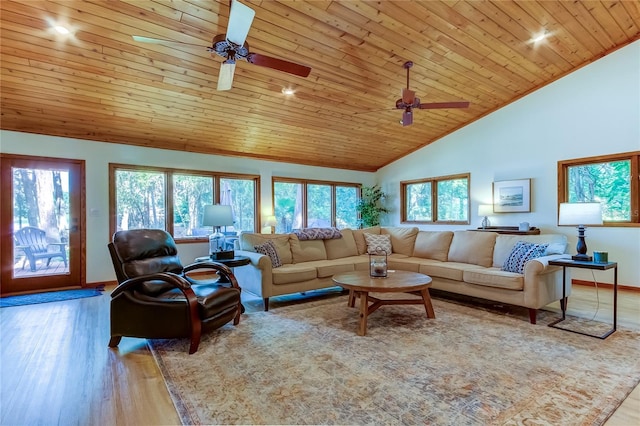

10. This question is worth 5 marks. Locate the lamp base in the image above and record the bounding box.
[571,254,592,262]
[211,250,235,260]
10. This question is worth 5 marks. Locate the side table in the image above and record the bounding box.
[548,258,618,339]
[195,255,251,283]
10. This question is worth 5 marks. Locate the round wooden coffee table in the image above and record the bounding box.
[332,270,435,336]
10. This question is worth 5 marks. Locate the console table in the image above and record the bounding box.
[548,258,618,339]
[471,226,540,235]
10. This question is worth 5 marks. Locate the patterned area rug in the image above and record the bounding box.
[149,295,640,425]
[0,288,104,308]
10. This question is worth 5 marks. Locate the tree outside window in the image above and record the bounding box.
[273,179,359,232]
[559,152,639,225]
[401,173,470,224]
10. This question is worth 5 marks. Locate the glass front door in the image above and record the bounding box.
[1,155,84,294]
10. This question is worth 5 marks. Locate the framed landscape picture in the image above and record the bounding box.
[493,179,531,212]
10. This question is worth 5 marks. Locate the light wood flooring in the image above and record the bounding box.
[1,285,638,425]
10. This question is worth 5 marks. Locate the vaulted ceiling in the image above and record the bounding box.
[1,1,639,172]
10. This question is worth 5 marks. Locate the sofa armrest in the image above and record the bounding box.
[526,254,571,271]
[233,250,274,299]
[235,250,273,271]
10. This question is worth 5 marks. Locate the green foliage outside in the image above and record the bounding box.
[436,178,468,222]
[357,184,389,228]
[568,160,631,221]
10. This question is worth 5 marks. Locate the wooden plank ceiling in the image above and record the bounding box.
[1,1,639,172]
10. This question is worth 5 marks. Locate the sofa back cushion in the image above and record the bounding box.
[324,229,359,259]
[447,231,497,267]
[239,233,293,264]
[290,236,328,263]
[381,227,419,256]
[412,231,454,261]
[493,234,568,267]
[352,226,381,255]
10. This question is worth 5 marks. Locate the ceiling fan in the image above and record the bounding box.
[132,0,311,91]
[396,61,470,126]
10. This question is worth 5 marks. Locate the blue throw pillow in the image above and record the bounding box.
[502,241,548,274]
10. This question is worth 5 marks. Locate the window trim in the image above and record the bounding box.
[109,163,260,241]
[558,151,639,227]
[401,173,471,225]
[272,177,361,229]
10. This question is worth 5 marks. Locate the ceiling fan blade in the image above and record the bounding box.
[419,101,470,109]
[132,36,207,49]
[247,53,311,77]
[217,61,236,91]
[401,109,413,126]
[402,88,415,105]
[226,0,255,46]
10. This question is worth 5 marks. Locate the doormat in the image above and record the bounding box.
[0,287,104,308]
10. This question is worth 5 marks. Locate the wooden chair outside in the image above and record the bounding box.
[13,226,67,272]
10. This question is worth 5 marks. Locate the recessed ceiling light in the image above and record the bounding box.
[531,31,549,43]
[54,25,70,35]
[281,88,295,96]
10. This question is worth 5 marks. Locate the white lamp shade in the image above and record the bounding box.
[203,204,234,227]
[263,215,277,227]
[478,204,493,216]
[558,202,603,226]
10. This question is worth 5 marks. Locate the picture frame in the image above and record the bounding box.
[492,179,531,213]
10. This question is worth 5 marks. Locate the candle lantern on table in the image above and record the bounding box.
[369,247,388,278]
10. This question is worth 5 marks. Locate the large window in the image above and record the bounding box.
[401,173,470,224]
[558,152,639,226]
[272,178,359,233]
[110,164,259,240]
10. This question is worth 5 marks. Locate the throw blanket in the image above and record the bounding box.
[293,227,342,240]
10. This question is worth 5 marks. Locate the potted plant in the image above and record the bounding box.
[357,184,389,228]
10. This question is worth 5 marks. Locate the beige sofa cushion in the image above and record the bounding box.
[447,231,497,267]
[463,268,524,291]
[352,226,381,254]
[492,234,568,267]
[381,227,419,256]
[419,261,485,281]
[271,263,317,285]
[239,233,293,264]
[324,229,358,259]
[290,236,327,263]
[412,231,454,261]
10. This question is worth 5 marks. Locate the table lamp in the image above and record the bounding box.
[478,204,493,229]
[263,215,277,234]
[558,202,603,261]
[203,204,235,259]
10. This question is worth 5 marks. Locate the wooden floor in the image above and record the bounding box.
[0,285,638,425]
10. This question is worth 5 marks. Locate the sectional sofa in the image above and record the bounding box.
[233,226,570,323]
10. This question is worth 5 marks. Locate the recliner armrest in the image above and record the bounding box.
[111,271,191,298]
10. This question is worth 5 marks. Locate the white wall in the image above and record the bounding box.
[377,40,640,287]
[0,131,375,283]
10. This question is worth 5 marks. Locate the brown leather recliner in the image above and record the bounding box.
[107,229,242,354]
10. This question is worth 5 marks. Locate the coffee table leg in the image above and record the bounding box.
[348,289,355,307]
[420,289,436,319]
[358,291,368,336]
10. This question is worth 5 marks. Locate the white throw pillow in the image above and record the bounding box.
[364,233,392,255]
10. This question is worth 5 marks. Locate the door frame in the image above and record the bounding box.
[0,154,86,294]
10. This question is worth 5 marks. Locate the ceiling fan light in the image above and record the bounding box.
[402,110,413,126]
[217,61,236,91]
